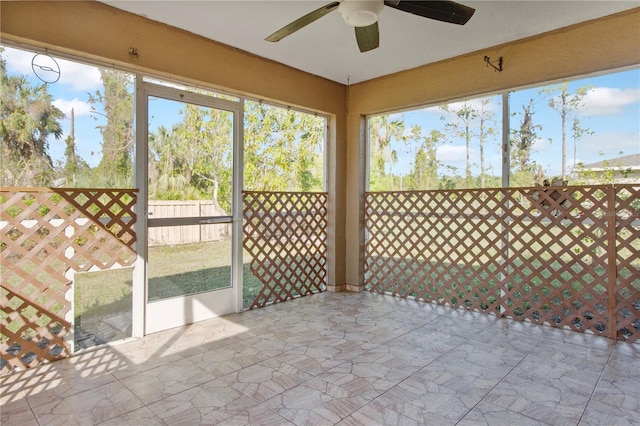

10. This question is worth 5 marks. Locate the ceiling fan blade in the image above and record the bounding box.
[265,1,340,42]
[384,0,475,25]
[355,22,380,53]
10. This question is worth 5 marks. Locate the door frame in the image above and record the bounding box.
[132,77,244,336]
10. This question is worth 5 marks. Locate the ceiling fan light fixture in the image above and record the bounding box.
[339,0,384,27]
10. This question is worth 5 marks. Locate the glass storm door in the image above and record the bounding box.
[137,82,242,334]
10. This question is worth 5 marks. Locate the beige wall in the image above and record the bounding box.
[2,2,639,291]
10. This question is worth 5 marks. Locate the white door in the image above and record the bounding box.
[137,81,243,334]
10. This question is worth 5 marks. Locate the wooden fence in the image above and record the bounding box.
[1,188,137,372]
[148,200,228,246]
[365,184,640,342]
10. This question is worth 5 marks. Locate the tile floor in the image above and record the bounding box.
[1,292,638,425]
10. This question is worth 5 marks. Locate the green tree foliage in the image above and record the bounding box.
[441,102,477,187]
[440,99,499,189]
[180,104,233,212]
[540,83,591,180]
[404,126,444,190]
[475,98,498,188]
[510,99,545,186]
[88,69,134,187]
[244,101,324,192]
[148,100,325,209]
[0,49,64,186]
[62,108,90,186]
[368,115,404,190]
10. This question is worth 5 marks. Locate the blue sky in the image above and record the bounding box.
[3,45,639,178]
[379,68,640,179]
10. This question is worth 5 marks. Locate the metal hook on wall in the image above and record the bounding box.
[484,56,503,72]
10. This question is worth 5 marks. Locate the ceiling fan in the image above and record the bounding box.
[265,0,475,53]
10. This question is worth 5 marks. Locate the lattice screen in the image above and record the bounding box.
[365,185,639,342]
[243,191,328,309]
[1,188,137,372]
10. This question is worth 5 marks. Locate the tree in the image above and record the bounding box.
[88,69,134,186]
[368,115,404,190]
[570,116,593,178]
[0,49,64,186]
[475,98,497,188]
[244,101,324,192]
[404,126,445,190]
[62,108,89,186]
[510,99,544,185]
[441,102,477,187]
[540,83,591,181]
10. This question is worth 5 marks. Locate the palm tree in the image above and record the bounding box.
[0,53,64,186]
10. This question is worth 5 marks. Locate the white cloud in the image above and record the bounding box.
[436,145,468,161]
[2,45,101,91]
[52,98,93,117]
[582,87,640,116]
[443,98,501,115]
[579,131,640,155]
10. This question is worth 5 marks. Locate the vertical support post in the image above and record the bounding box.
[232,99,245,313]
[132,75,147,338]
[606,185,618,339]
[499,92,511,315]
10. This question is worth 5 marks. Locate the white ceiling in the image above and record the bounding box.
[101,1,638,85]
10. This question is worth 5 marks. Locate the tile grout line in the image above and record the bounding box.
[575,343,616,425]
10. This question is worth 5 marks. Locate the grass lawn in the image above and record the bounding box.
[74,239,264,329]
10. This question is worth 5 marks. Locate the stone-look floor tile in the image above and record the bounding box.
[183,340,277,379]
[470,320,548,352]
[382,329,464,362]
[263,376,370,425]
[380,306,437,327]
[276,340,356,376]
[0,397,39,426]
[544,327,616,351]
[319,349,426,400]
[337,401,421,426]
[30,380,144,426]
[506,355,604,397]
[2,292,638,425]
[147,377,284,425]
[530,339,613,370]
[408,357,507,399]
[435,341,527,380]
[581,369,640,424]
[417,314,495,339]
[99,406,167,425]
[109,346,191,380]
[220,357,313,403]
[605,351,640,379]
[1,375,26,405]
[579,405,638,426]
[482,378,591,425]
[458,400,551,426]
[119,358,216,404]
[66,345,133,372]
[374,375,484,424]
[19,367,117,409]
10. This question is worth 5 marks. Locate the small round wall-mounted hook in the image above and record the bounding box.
[128,47,139,61]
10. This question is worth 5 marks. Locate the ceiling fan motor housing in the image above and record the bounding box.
[339,0,384,27]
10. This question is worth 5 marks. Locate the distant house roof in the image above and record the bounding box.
[579,153,640,171]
